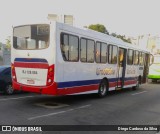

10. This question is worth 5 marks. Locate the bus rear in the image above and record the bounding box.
[11,23,57,95]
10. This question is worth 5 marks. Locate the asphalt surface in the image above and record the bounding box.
[0,82,160,134]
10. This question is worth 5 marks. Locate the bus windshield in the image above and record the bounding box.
[13,24,50,50]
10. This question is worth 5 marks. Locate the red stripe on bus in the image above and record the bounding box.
[124,80,136,85]
[57,84,99,95]
[14,62,49,69]
[117,80,136,87]
[109,82,117,87]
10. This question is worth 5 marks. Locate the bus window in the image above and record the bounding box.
[101,43,107,63]
[139,52,144,65]
[127,49,133,65]
[96,42,101,63]
[61,33,79,62]
[96,42,107,63]
[133,50,139,65]
[119,48,124,65]
[13,24,49,50]
[108,45,117,64]
[80,38,87,62]
[69,36,79,61]
[80,38,95,63]
[87,40,94,63]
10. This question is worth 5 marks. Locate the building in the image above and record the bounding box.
[47,14,74,26]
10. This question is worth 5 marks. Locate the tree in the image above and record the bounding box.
[88,24,109,34]
[110,33,131,43]
[5,36,11,50]
[0,42,2,50]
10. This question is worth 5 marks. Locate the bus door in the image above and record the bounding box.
[117,48,127,88]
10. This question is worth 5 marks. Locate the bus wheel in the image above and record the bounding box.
[98,80,108,97]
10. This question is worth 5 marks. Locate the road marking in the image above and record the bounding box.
[28,104,91,120]
[131,91,147,96]
[0,95,35,101]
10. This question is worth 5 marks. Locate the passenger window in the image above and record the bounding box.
[80,38,87,62]
[96,42,107,63]
[108,45,117,64]
[127,49,134,65]
[61,33,79,62]
[133,50,139,65]
[87,40,94,63]
[80,38,95,63]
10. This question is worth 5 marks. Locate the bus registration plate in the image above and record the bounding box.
[27,79,35,84]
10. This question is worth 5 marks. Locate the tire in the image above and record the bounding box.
[98,80,108,98]
[5,83,14,95]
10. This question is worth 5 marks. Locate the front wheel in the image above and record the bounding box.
[5,84,14,95]
[98,80,108,98]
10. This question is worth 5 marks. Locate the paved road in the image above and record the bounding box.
[0,82,160,134]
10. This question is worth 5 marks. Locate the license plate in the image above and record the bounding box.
[27,80,35,84]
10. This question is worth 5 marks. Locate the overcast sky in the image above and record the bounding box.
[1,0,160,43]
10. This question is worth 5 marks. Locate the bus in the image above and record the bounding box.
[11,21,151,97]
[148,54,160,82]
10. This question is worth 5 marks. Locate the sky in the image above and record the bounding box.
[1,0,160,43]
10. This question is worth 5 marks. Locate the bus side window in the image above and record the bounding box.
[108,45,117,64]
[61,34,69,61]
[69,36,79,61]
[133,50,139,65]
[101,43,107,63]
[80,38,87,62]
[61,33,79,62]
[96,42,107,64]
[80,38,95,63]
[139,52,144,65]
[87,40,94,63]
[96,42,101,63]
[127,49,133,65]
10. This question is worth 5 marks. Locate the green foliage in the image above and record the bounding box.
[88,24,131,43]
[111,33,131,43]
[88,24,109,34]
[5,36,11,50]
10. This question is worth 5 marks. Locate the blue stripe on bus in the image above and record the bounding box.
[58,79,101,88]
[58,77,137,88]
[120,77,137,81]
[14,58,48,63]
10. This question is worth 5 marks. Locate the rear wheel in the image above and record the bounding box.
[98,80,108,98]
[5,84,14,95]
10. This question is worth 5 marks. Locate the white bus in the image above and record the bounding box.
[11,21,151,97]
